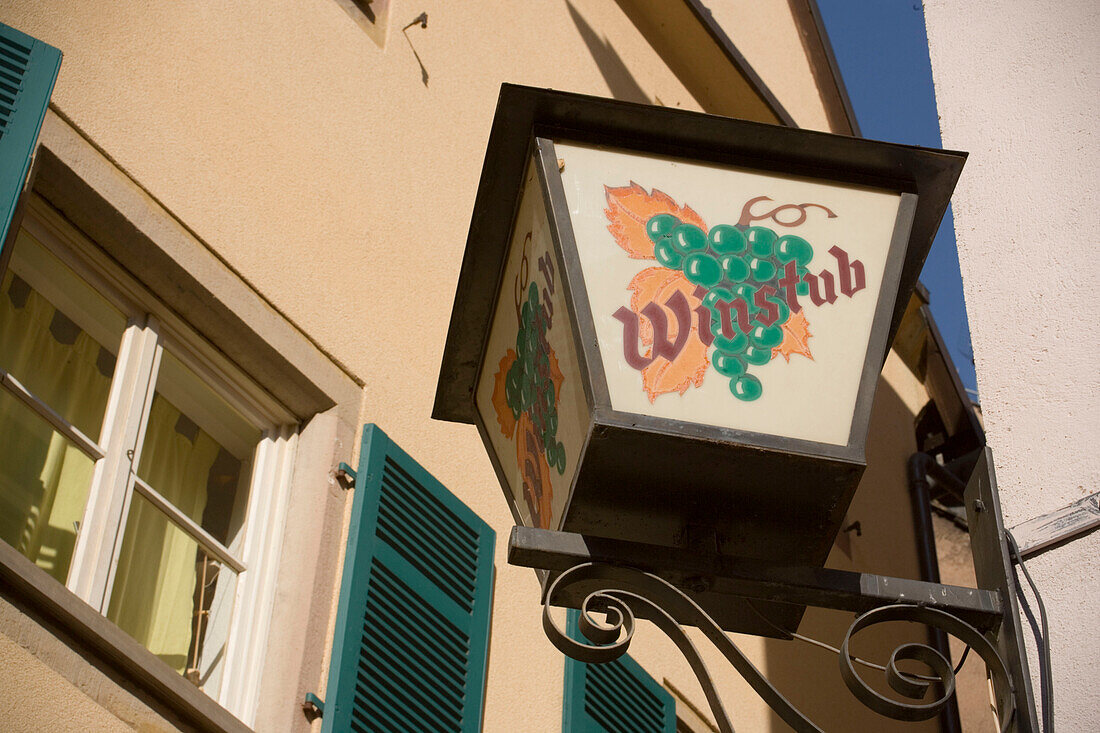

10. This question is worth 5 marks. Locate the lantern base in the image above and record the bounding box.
[508,526,1002,637]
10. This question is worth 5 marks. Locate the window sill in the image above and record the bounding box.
[0,540,253,733]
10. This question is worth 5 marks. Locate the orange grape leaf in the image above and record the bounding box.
[626,266,709,402]
[773,311,813,362]
[515,412,554,529]
[604,182,707,259]
[491,350,518,438]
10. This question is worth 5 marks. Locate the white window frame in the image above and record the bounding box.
[2,195,298,723]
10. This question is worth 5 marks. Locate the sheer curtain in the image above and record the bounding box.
[107,395,219,673]
[0,271,111,583]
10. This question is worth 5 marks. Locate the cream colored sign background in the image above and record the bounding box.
[476,160,589,530]
[555,141,902,446]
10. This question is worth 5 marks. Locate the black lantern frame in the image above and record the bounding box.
[436,84,965,633]
[434,85,1038,731]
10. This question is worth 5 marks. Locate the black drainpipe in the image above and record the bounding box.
[907,452,964,733]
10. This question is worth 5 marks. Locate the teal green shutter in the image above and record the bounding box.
[0,23,60,254]
[322,424,495,733]
[563,610,676,732]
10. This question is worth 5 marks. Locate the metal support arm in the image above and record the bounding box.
[510,526,1003,631]
[509,449,1039,731]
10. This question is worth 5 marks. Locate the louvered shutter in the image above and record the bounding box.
[0,23,60,255]
[322,424,495,733]
[563,610,676,732]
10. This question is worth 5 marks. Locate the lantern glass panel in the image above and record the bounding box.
[554,141,903,446]
[475,157,590,530]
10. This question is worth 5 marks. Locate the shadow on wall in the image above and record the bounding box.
[759,377,942,732]
[758,376,995,732]
[566,1,650,105]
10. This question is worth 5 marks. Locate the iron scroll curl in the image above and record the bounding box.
[838,604,1016,732]
[542,562,1017,733]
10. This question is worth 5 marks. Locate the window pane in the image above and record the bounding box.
[106,491,239,689]
[0,228,126,441]
[137,350,261,547]
[0,388,95,583]
[108,350,258,685]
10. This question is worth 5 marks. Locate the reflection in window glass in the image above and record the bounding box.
[107,492,239,688]
[141,350,260,545]
[0,229,125,583]
[0,230,125,440]
[109,350,258,687]
[0,388,95,583]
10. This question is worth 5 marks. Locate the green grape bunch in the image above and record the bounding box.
[644,213,815,402]
[504,282,567,475]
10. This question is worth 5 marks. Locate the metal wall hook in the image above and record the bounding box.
[402,12,427,31]
[401,12,430,86]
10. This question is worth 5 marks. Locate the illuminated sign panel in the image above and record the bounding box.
[475,159,589,531]
[555,141,902,446]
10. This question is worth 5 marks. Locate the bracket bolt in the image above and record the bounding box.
[974,499,986,513]
[684,575,712,593]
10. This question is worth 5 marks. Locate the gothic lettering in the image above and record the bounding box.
[753,285,779,327]
[829,245,865,297]
[778,261,803,313]
[803,269,837,306]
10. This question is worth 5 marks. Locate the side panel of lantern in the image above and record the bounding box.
[474,155,590,531]
[554,140,903,449]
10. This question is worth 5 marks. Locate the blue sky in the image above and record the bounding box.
[814,0,977,396]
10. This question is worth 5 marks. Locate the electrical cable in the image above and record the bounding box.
[746,600,971,682]
[1005,528,1054,732]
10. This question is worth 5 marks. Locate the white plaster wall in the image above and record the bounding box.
[923,1,1100,728]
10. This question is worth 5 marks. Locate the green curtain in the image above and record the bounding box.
[0,270,110,583]
[107,394,220,674]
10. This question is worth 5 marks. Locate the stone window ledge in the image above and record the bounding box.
[0,540,253,733]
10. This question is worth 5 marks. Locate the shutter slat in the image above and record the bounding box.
[359,630,466,718]
[587,677,661,732]
[362,568,469,685]
[372,539,474,641]
[354,656,460,732]
[384,458,480,552]
[563,610,677,732]
[587,672,665,732]
[0,31,32,55]
[376,505,477,610]
[597,662,667,718]
[378,474,479,578]
[0,23,60,254]
[376,496,477,596]
[380,462,481,598]
[322,424,495,733]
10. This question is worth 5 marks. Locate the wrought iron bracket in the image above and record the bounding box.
[508,447,1039,731]
[509,526,1003,632]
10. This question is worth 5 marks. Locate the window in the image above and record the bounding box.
[0,201,298,710]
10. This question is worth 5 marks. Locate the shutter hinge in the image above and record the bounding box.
[302,692,324,721]
[336,462,357,490]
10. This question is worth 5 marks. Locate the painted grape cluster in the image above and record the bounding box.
[645,214,815,401]
[504,282,567,474]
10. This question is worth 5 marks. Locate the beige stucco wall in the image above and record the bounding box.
[707,0,832,131]
[0,1,968,732]
[0,596,186,732]
[923,1,1100,729]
